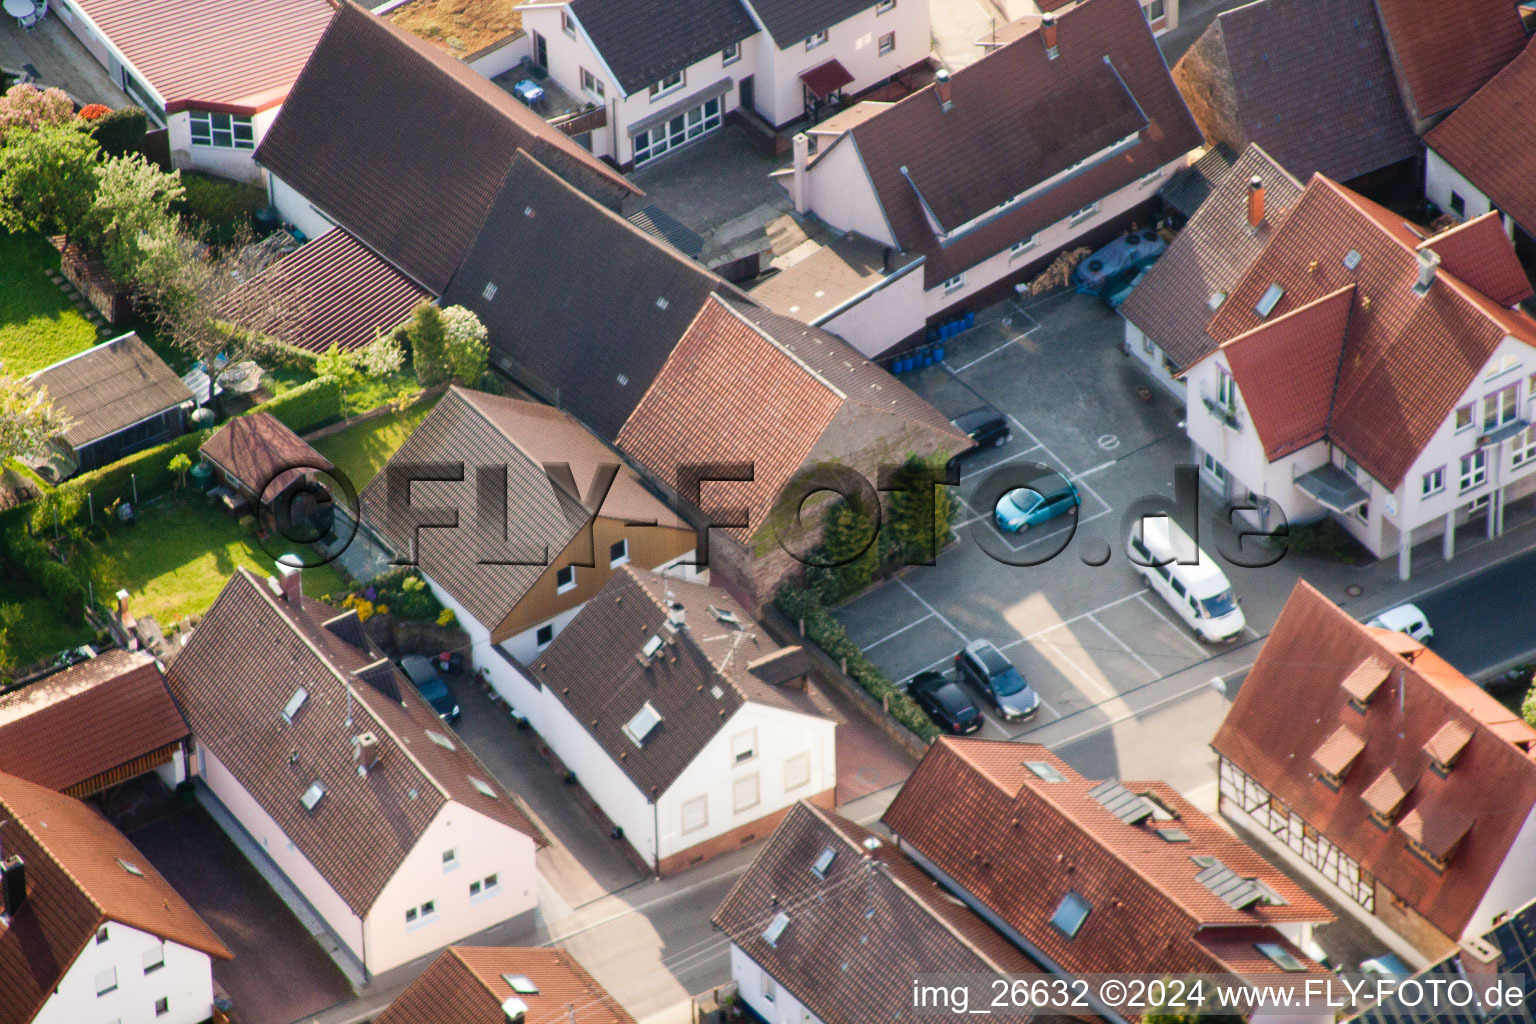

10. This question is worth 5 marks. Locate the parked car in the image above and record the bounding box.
[995,471,1080,532]
[400,654,460,723]
[1366,603,1433,645]
[1128,516,1246,643]
[951,406,1011,453]
[909,670,983,734]
[955,640,1039,720]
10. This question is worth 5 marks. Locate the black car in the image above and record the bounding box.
[909,671,983,734]
[955,640,1040,720]
[400,654,460,723]
[951,407,1010,454]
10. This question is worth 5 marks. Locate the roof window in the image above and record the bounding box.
[1344,250,1362,270]
[639,635,664,662]
[1156,827,1190,842]
[710,605,741,626]
[469,776,497,799]
[1207,290,1226,312]
[1256,942,1306,972]
[624,701,663,746]
[116,858,144,877]
[282,686,308,723]
[762,911,790,947]
[503,974,538,994]
[1255,283,1284,319]
[1049,893,1091,938]
[426,729,456,751]
[1025,761,1064,782]
[812,847,837,878]
[482,281,497,301]
[1088,779,1156,824]
[301,780,326,812]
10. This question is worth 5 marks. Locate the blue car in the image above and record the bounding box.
[994,472,1080,533]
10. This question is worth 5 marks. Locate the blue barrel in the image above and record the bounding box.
[919,346,933,367]
[932,343,945,362]
[964,311,976,329]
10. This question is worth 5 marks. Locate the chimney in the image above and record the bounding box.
[1414,248,1441,293]
[791,132,810,214]
[1246,176,1265,230]
[1,856,25,917]
[115,588,135,631]
[1042,14,1059,59]
[275,561,302,609]
[353,731,381,774]
[1459,933,1502,984]
[934,68,953,111]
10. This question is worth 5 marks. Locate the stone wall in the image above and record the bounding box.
[1170,21,1244,152]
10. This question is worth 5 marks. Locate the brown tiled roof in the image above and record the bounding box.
[743,0,879,47]
[248,227,429,354]
[358,387,684,634]
[375,946,635,1024]
[1360,763,1415,818]
[255,2,637,294]
[71,0,332,113]
[617,295,967,542]
[0,771,230,1024]
[439,151,733,441]
[1120,144,1303,371]
[714,801,1046,1024]
[0,649,187,794]
[1424,719,1474,767]
[1313,724,1367,777]
[167,569,542,916]
[1417,214,1535,308]
[1339,657,1392,704]
[1173,0,1417,183]
[1426,40,1536,232]
[883,740,1331,980]
[750,232,923,329]
[842,0,1201,285]
[571,0,756,94]
[30,333,192,450]
[1201,174,1536,490]
[1374,0,1529,121]
[1398,801,1475,861]
[531,567,837,797]
[200,411,331,497]
[1212,580,1536,939]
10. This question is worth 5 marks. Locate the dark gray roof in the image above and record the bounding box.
[743,0,877,47]
[1160,143,1236,219]
[255,2,637,294]
[31,334,192,449]
[529,567,836,796]
[627,205,705,259]
[440,151,734,441]
[571,0,756,95]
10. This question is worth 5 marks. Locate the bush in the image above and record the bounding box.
[1524,683,1536,730]
[359,567,444,622]
[776,584,938,741]
[30,430,209,533]
[88,106,149,160]
[257,374,342,433]
[1284,517,1373,565]
[2,527,85,621]
[176,172,265,242]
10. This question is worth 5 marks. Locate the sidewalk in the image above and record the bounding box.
[0,17,129,107]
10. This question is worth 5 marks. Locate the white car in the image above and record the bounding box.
[1366,603,1433,644]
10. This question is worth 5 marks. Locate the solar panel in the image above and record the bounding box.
[1088,780,1156,825]
[1194,859,1264,909]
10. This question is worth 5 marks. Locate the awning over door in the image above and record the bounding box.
[800,59,854,99]
[1294,463,1369,513]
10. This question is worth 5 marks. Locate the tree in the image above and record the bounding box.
[398,301,448,386]
[83,153,184,283]
[0,370,70,464]
[808,494,880,603]
[1523,681,1536,730]
[167,452,192,491]
[359,330,405,378]
[0,84,74,145]
[884,455,956,566]
[315,344,363,415]
[441,305,489,386]
[0,121,101,240]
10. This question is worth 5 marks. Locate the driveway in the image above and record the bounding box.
[127,803,353,1024]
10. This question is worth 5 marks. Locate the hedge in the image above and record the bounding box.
[1,528,85,621]
[776,584,938,741]
[256,374,341,433]
[29,429,210,533]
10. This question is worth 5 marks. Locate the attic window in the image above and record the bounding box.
[640,635,665,661]
[1025,761,1064,782]
[301,780,326,811]
[1207,290,1226,312]
[1156,827,1190,842]
[469,776,497,799]
[1344,250,1362,270]
[624,701,663,745]
[1256,942,1305,972]
[862,836,881,851]
[812,846,837,878]
[503,974,539,994]
[426,729,456,751]
[482,282,498,301]
[1190,855,1219,868]
[1088,779,1156,824]
[1254,283,1285,319]
[116,858,144,877]
[762,911,791,947]
[710,605,741,626]
[1049,893,1091,938]
[282,687,308,723]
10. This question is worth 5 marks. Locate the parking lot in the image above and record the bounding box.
[836,291,1272,740]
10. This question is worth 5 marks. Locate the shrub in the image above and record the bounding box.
[177,172,264,242]
[77,104,110,121]
[365,567,445,622]
[0,84,74,145]
[1524,683,1536,731]
[257,374,342,433]
[436,607,457,628]
[30,430,209,533]
[88,106,149,159]
[1,527,85,621]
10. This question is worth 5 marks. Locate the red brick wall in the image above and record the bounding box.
[655,789,835,877]
[1373,879,1461,961]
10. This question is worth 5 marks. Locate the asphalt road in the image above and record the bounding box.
[1409,544,1536,680]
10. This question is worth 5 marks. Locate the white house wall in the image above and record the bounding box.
[267,174,340,243]
[32,921,215,1024]
[819,259,926,356]
[730,943,818,1024]
[801,138,896,244]
[502,603,586,665]
[363,801,539,974]
[195,741,366,964]
[469,33,533,79]
[1425,149,1495,224]
[655,702,836,863]
[166,105,280,184]
[1463,802,1536,942]
[1123,319,1187,398]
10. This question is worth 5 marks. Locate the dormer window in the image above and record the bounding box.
[1311,725,1365,790]
[1339,658,1389,712]
[1399,805,1470,873]
[1424,720,1472,777]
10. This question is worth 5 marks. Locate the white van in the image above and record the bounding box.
[1127,517,1246,643]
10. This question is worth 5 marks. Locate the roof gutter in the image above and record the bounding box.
[809,253,926,326]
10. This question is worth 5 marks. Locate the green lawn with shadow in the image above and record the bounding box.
[312,396,439,492]
[0,231,102,374]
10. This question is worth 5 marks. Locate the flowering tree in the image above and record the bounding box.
[440,304,489,386]
[0,370,70,464]
[0,121,101,240]
[359,330,404,378]
[0,84,74,145]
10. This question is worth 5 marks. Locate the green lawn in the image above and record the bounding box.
[81,494,347,627]
[0,231,101,374]
[0,592,96,676]
[313,397,439,491]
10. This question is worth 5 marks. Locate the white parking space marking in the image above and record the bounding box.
[1074,459,1118,479]
[1135,594,1209,657]
[898,579,969,644]
[1000,590,1146,651]
[861,612,936,651]
[950,333,1033,373]
[1087,612,1158,677]
[974,506,1113,555]
[1005,413,1113,516]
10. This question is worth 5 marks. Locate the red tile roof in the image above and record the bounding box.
[1212,581,1536,940]
[72,0,333,114]
[199,411,332,498]
[375,946,635,1024]
[1201,174,1536,489]
[1374,0,1529,121]
[839,0,1201,285]
[883,740,1331,981]
[1417,214,1535,308]
[0,649,188,794]
[249,227,429,353]
[799,59,854,100]
[0,771,230,1024]
[1426,40,1536,233]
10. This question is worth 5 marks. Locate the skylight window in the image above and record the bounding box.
[1254,283,1285,319]
[640,635,664,661]
[1050,893,1091,938]
[1025,761,1065,782]
[710,605,740,625]
[301,780,327,811]
[469,776,497,799]
[762,911,791,947]
[812,847,837,878]
[1256,942,1305,972]
[503,974,539,994]
[116,858,144,877]
[1207,290,1226,312]
[426,729,456,750]
[282,687,308,723]
[1343,250,1362,270]
[1156,827,1190,842]
[624,701,663,745]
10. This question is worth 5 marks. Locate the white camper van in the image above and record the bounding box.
[1127,516,1246,643]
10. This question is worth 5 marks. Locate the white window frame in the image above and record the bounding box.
[722,41,740,65]
[155,997,169,1017]
[633,96,723,166]
[1486,354,1521,380]
[1455,403,1474,432]
[763,972,778,1001]
[876,0,896,11]
[580,67,605,100]
[1483,382,1519,431]
[142,942,165,974]
[96,966,118,995]
[442,847,458,872]
[805,29,828,50]
[405,900,438,931]
[732,728,756,764]
[469,873,501,903]
[1216,367,1237,411]
[785,752,811,790]
[681,795,709,833]
[535,622,555,648]
[1145,0,1166,22]
[561,8,577,37]
[1010,235,1038,259]
[188,110,255,151]
[555,564,577,594]
[733,772,760,813]
[878,31,895,55]
[649,70,685,100]
[1514,426,1536,467]
[1421,466,1445,496]
[1460,450,1487,492]
[609,537,630,568]
[1201,451,1227,483]
[1068,202,1100,225]
[942,273,966,295]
